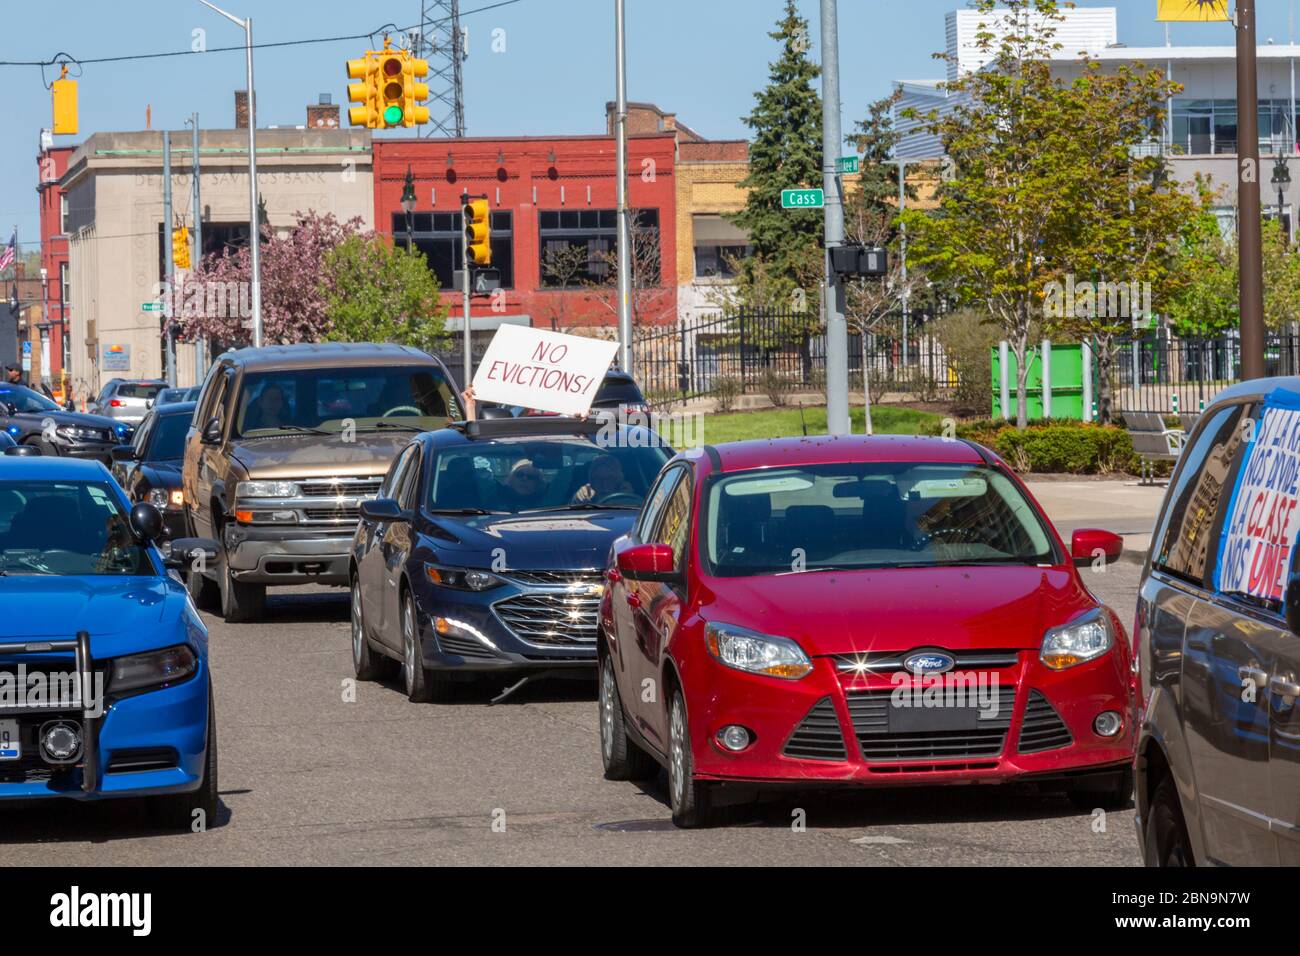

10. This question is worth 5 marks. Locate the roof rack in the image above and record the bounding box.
[449,417,606,439]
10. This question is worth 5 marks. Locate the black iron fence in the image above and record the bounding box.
[1113,334,1300,414]
[633,307,955,406]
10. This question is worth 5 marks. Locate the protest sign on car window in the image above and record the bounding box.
[471,325,618,417]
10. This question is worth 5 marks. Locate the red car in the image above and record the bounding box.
[597,436,1137,827]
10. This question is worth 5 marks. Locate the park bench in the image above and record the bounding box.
[1124,411,1184,486]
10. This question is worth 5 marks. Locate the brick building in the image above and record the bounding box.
[34,141,74,395]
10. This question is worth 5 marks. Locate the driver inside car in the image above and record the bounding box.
[572,454,633,504]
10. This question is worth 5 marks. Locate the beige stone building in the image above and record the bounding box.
[62,120,373,399]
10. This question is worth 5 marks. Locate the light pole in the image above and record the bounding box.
[401,166,417,254]
[197,0,263,348]
[1237,0,1265,379]
[614,0,632,374]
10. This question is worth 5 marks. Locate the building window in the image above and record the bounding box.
[59,262,69,313]
[1171,98,1300,155]
[392,211,514,291]
[538,208,660,287]
[694,244,749,279]
[60,194,68,234]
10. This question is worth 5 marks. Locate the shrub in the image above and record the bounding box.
[992,422,1133,475]
[932,309,999,416]
[759,369,794,407]
[711,376,743,413]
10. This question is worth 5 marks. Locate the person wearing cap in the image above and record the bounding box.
[499,459,548,510]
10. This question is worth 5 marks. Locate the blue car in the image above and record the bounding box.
[0,456,219,826]
[349,416,672,702]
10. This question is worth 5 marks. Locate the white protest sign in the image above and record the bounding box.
[1218,404,1300,602]
[471,325,618,417]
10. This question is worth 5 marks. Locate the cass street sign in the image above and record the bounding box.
[781,188,824,209]
[141,302,163,313]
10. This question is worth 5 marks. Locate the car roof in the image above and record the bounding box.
[709,435,987,473]
[217,342,441,372]
[152,400,197,415]
[429,417,661,446]
[1206,375,1300,408]
[0,456,110,481]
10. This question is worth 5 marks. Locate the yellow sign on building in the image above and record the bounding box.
[1156,0,1229,22]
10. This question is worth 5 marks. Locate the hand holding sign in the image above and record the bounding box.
[471,326,619,418]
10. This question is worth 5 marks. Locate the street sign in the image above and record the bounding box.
[141,302,163,313]
[781,188,824,209]
[835,155,859,174]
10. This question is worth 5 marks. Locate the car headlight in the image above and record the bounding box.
[147,487,185,511]
[110,644,197,693]
[424,564,505,591]
[56,424,108,441]
[1041,609,1114,670]
[704,621,812,680]
[236,480,297,498]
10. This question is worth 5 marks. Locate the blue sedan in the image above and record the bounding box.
[0,455,220,827]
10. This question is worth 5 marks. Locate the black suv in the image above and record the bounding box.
[0,384,129,463]
[1137,376,1300,865]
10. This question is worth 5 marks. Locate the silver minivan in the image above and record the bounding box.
[1137,376,1300,865]
[89,378,168,425]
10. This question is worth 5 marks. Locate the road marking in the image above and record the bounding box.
[850,834,909,845]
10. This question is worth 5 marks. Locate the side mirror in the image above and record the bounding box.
[359,497,408,522]
[4,444,38,457]
[165,537,219,570]
[110,445,138,462]
[1071,528,1124,568]
[1286,574,1300,636]
[129,501,165,542]
[617,542,679,582]
[201,417,222,444]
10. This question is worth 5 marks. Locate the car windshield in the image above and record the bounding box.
[148,413,192,461]
[704,462,1056,577]
[0,479,152,576]
[233,365,456,438]
[0,385,58,414]
[425,438,670,514]
[156,388,189,404]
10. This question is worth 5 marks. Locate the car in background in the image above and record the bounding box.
[111,401,196,540]
[182,343,460,623]
[598,436,1135,827]
[0,384,129,464]
[1136,379,1300,866]
[155,385,201,406]
[505,370,650,420]
[89,379,168,426]
[349,416,671,702]
[0,455,219,827]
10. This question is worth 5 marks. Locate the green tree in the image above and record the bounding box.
[1165,204,1238,338]
[730,0,823,298]
[1263,217,1300,331]
[320,235,449,353]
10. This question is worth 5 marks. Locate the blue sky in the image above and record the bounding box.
[1,0,1295,251]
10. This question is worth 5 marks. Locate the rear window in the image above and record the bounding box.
[593,378,644,405]
[117,383,164,400]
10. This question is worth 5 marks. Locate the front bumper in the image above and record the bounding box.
[680,647,1135,788]
[59,439,121,466]
[0,639,209,802]
[225,524,354,586]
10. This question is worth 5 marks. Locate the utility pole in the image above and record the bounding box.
[162,131,176,388]
[1238,0,1266,379]
[461,190,472,387]
[189,112,206,378]
[821,0,849,435]
[614,0,633,374]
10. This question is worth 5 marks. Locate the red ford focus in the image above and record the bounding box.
[597,436,1137,827]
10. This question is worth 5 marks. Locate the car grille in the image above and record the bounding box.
[303,505,361,523]
[834,649,1020,674]
[846,684,1017,762]
[106,747,178,774]
[783,697,847,761]
[298,477,384,498]
[501,569,604,588]
[494,590,602,646]
[434,632,498,660]
[1016,690,1073,753]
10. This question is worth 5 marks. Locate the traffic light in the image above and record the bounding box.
[172,227,191,270]
[344,43,430,129]
[51,65,78,136]
[464,199,492,266]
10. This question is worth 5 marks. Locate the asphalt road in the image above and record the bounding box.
[1,544,1147,867]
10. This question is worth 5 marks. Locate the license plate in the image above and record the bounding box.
[0,719,18,760]
[888,704,980,734]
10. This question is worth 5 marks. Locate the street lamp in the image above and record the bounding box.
[400,166,417,254]
[197,0,263,348]
[1273,154,1291,243]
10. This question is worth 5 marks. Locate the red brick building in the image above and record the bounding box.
[35,143,74,388]
[371,133,677,344]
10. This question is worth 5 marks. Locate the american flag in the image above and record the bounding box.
[0,233,14,273]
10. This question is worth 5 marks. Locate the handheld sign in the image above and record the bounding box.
[471,325,619,417]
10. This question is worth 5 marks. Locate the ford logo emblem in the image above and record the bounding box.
[903,651,956,675]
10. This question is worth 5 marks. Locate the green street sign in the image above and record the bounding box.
[835,155,859,174]
[781,188,824,209]
[141,302,163,313]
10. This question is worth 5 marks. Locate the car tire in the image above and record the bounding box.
[1066,766,1133,812]
[352,573,394,682]
[218,544,265,624]
[156,684,219,832]
[667,687,717,828]
[186,563,221,613]
[1144,776,1194,867]
[599,651,658,782]
[400,590,448,703]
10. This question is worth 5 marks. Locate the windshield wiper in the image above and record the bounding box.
[427,508,505,515]
[246,425,331,436]
[367,421,425,432]
[520,503,640,512]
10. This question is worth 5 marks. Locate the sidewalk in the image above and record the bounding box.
[1023,478,1165,563]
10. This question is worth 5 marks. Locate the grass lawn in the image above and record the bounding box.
[700,405,942,445]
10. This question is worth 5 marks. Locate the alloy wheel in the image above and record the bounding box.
[350,581,365,668]
[402,600,417,695]
[600,659,616,763]
[669,696,686,809]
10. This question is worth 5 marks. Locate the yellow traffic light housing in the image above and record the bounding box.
[344,41,431,129]
[52,65,78,136]
[405,56,430,127]
[172,227,191,270]
[346,56,381,128]
[464,199,492,266]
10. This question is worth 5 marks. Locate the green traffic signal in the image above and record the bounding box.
[383,105,404,126]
